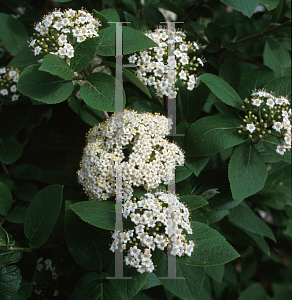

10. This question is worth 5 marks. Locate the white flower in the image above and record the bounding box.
[193,41,200,50]
[276,145,286,155]
[272,122,283,132]
[251,98,262,107]
[179,70,187,80]
[10,85,17,92]
[266,98,275,108]
[246,123,256,133]
[12,94,19,101]
[0,89,8,95]
[29,39,36,47]
[58,34,67,45]
[197,57,205,66]
[34,46,42,56]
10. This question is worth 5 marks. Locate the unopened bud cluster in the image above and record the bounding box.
[110,192,195,273]
[28,8,101,61]
[77,110,184,201]
[239,89,291,155]
[128,27,204,98]
[0,67,20,102]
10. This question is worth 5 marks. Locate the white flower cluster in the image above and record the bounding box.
[35,257,59,296]
[0,67,20,102]
[128,27,203,98]
[77,110,184,201]
[29,8,101,60]
[74,56,112,100]
[110,192,195,273]
[36,257,58,279]
[242,89,291,155]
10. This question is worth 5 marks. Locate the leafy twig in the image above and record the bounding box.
[235,20,291,44]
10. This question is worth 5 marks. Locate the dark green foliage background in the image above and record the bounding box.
[0,0,291,299]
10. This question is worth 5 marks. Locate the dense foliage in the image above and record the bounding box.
[0,0,291,299]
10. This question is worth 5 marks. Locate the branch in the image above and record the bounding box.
[235,20,291,44]
[187,0,209,19]
[99,0,105,11]
[103,111,109,119]
[185,19,209,43]
[82,68,90,77]
[1,162,9,175]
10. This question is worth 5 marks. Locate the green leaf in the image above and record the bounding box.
[70,273,122,300]
[24,185,63,248]
[97,26,157,56]
[0,234,22,265]
[127,100,152,112]
[175,165,193,183]
[202,210,230,224]
[219,58,242,89]
[187,115,247,157]
[39,54,74,80]
[70,201,116,230]
[264,76,291,97]
[185,156,210,177]
[238,283,268,300]
[0,137,22,165]
[141,273,161,290]
[200,73,243,110]
[100,8,120,23]
[228,203,276,242]
[179,195,209,211]
[260,0,280,10]
[11,281,33,300]
[0,182,12,216]
[238,66,275,99]
[65,201,102,271]
[80,105,106,126]
[266,38,291,68]
[154,250,205,300]
[0,13,29,54]
[6,207,27,224]
[17,64,74,104]
[177,81,209,122]
[124,12,149,32]
[101,61,151,98]
[53,0,72,2]
[263,41,291,77]
[178,221,240,266]
[80,72,126,112]
[109,261,149,300]
[262,135,291,164]
[205,264,225,283]
[0,226,8,245]
[219,0,259,17]
[70,37,103,72]
[10,164,42,180]
[92,9,111,29]
[0,265,22,300]
[228,142,268,199]
[8,48,45,72]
